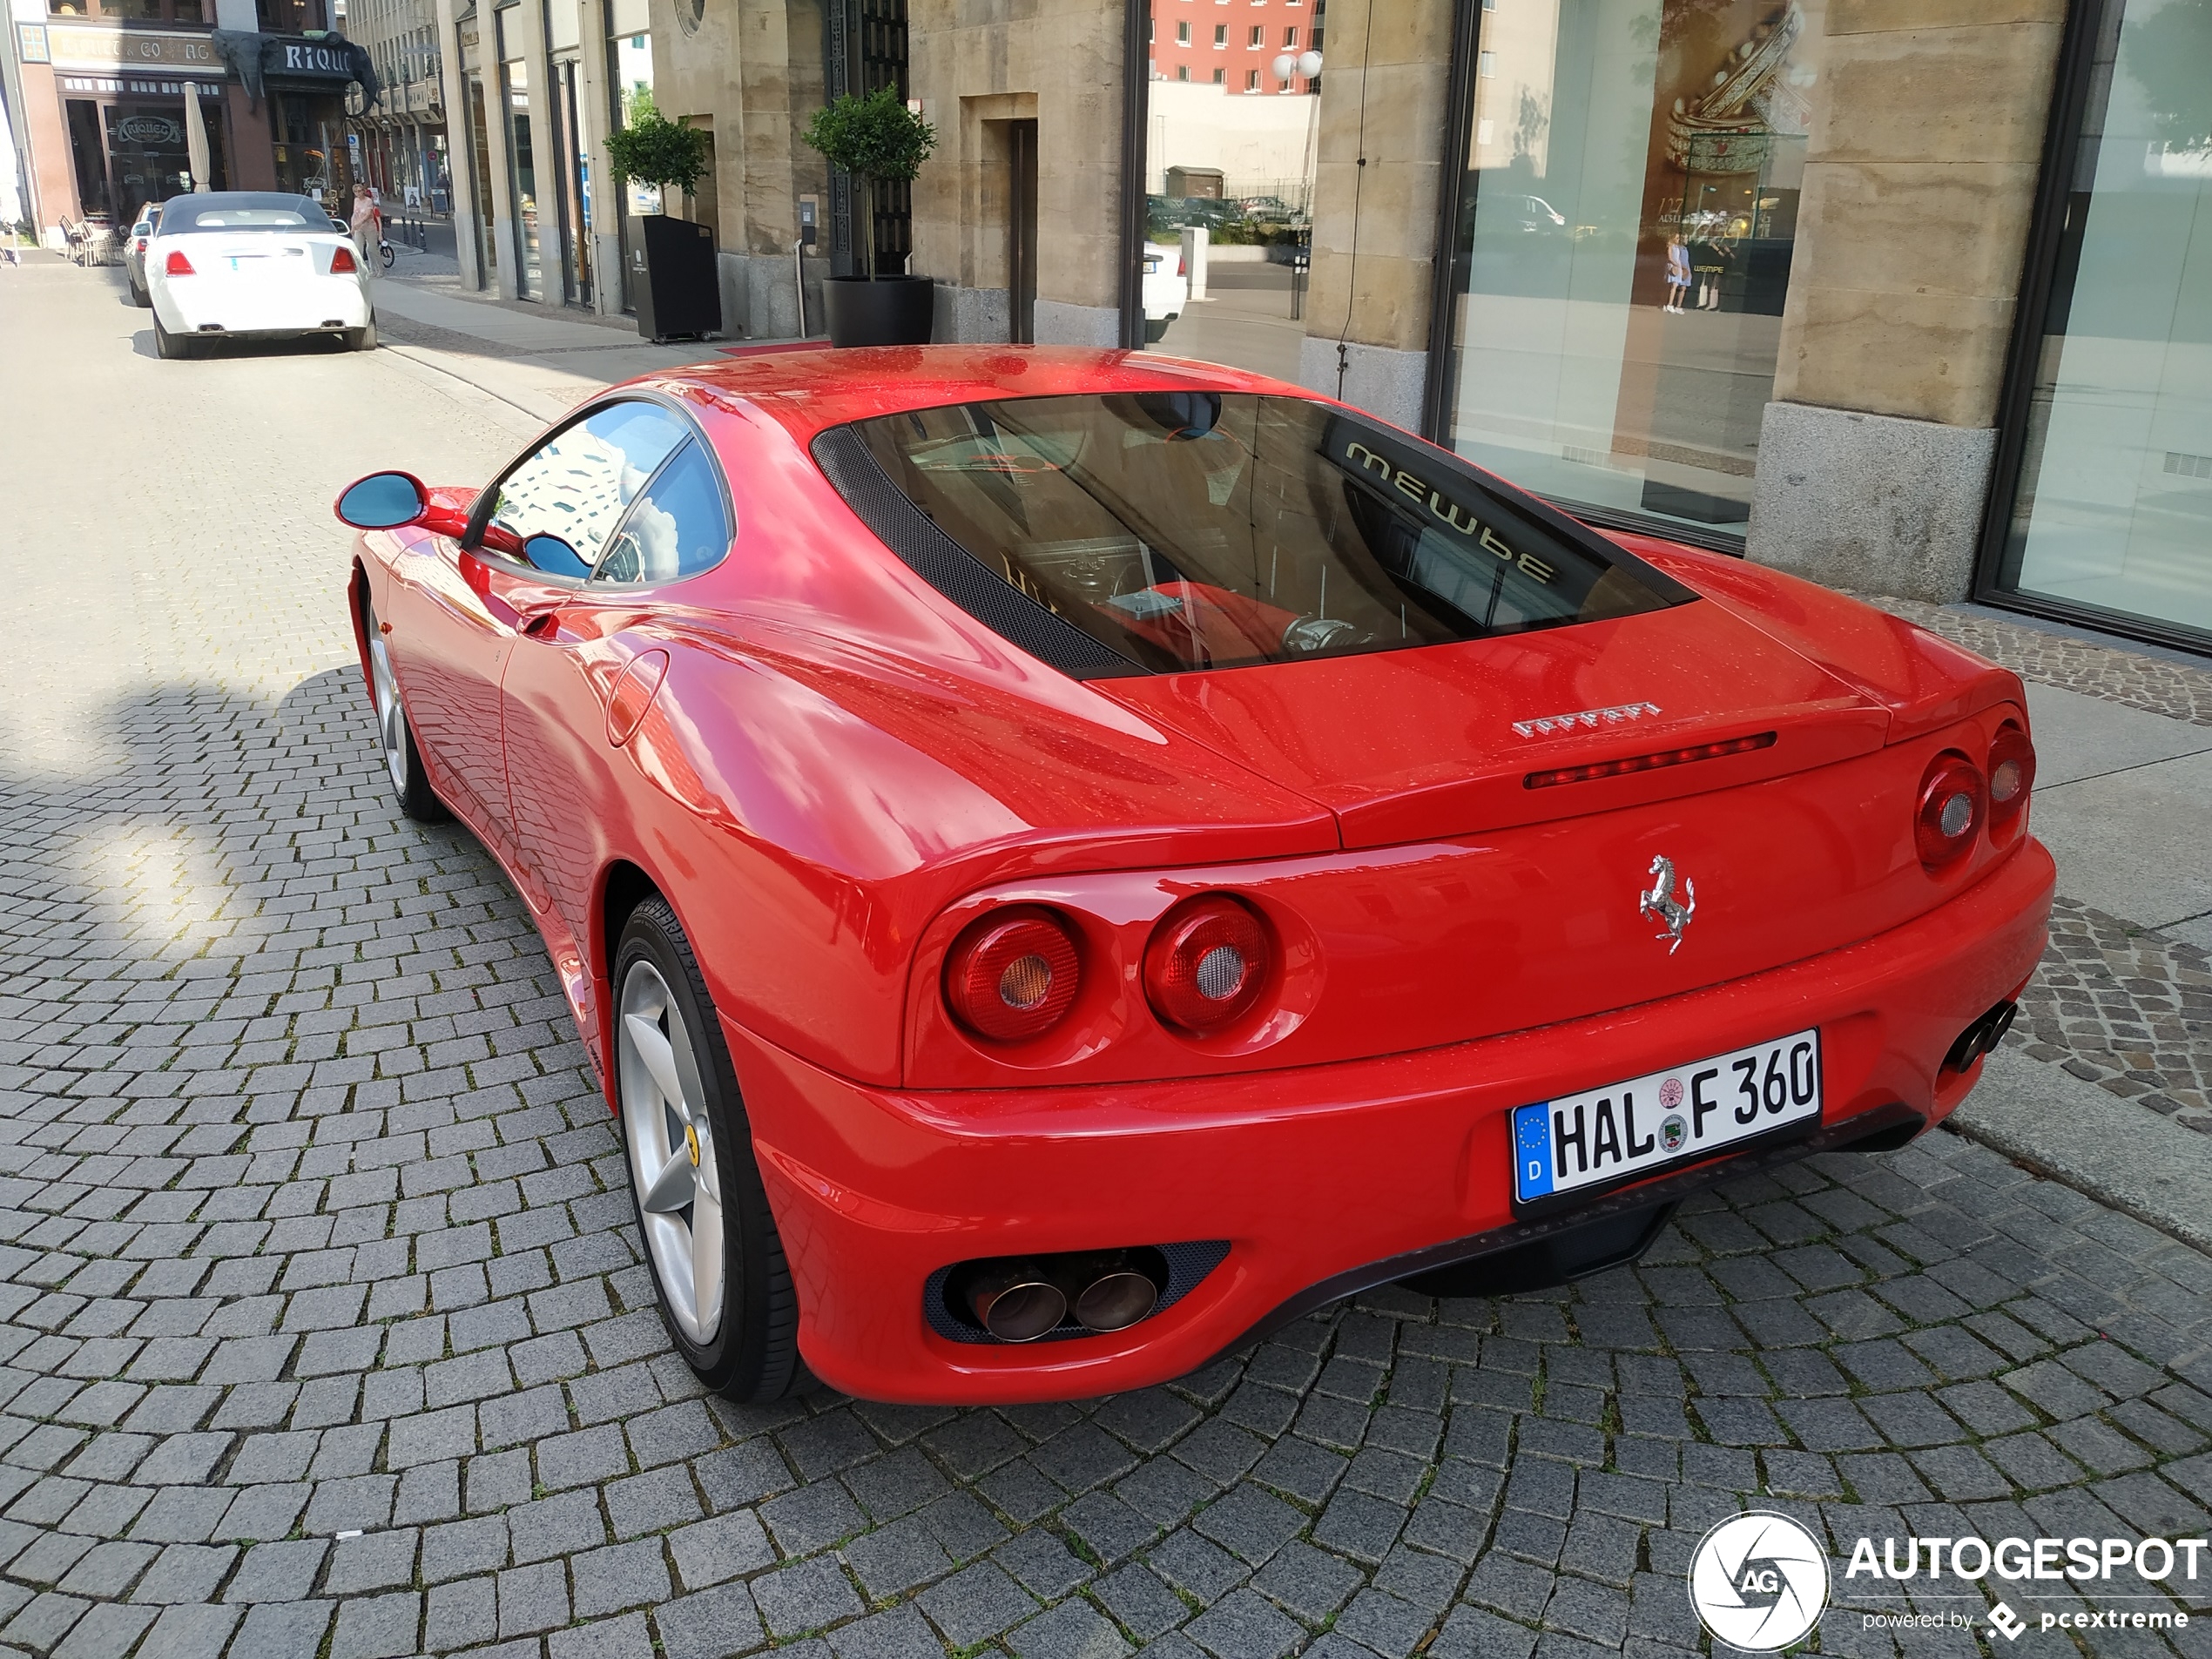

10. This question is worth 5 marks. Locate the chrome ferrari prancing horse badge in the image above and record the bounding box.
[1639,855,1696,954]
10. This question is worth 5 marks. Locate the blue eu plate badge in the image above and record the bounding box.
[1513,1103,1554,1201]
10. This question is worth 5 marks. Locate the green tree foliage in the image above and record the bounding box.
[801,86,939,279]
[604,91,713,200]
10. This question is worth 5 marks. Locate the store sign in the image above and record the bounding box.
[44,24,220,72]
[271,39,356,78]
[116,114,182,145]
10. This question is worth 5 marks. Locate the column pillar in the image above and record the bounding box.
[1292,0,1453,433]
[1746,0,2067,600]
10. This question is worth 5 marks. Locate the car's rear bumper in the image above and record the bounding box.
[151,274,369,335]
[732,836,2054,1404]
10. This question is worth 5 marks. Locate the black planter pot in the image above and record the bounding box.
[822,274,934,347]
[632,213,722,343]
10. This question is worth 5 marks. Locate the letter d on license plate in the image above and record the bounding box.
[1511,1028,1822,1204]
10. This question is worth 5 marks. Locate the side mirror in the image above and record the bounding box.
[334,470,430,529]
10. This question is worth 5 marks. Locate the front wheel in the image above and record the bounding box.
[615,897,799,1402]
[364,599,448,823]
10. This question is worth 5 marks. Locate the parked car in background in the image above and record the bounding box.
[123,203,164,306]
[145,191,375,360]
[1142,243,1188,343]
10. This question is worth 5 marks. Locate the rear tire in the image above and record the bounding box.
[128,278,150,308]
[152,314,194,360]
[347,319,378,352]
[615,897,799,1403]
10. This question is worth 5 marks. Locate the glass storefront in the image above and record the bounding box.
[497,9,542,299]
[467,73,498,280]
[1986,0,2212,644]
[1436,0,1820,540]
[606,7,652,314]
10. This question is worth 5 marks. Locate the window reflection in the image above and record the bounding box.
[1994,0,2212,641]
[1440,0,1820,538]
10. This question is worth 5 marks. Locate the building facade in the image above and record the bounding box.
[415,0,2203,650]
[345,0,448,207]
[4,0,378,231]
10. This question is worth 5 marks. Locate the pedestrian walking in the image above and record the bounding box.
[348,183,381,280]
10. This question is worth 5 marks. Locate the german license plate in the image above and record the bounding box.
[1511,1028,1822,1204]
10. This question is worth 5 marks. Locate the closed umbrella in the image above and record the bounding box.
[184,89,211,192]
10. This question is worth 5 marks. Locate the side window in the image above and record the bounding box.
[591,442,732,585]
[485,401,688,577]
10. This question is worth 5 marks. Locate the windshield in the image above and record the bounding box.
[843,393,1684,673]
[160,195,326,233]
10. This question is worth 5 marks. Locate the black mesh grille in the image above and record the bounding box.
[923,1241,1232,1345]
[809,426,1144,679]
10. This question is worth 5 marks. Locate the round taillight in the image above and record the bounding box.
[1915,752,1987,868]
[1987,725,2035,829]
[1144,895,1271,1035]
[943,907,1081,1043]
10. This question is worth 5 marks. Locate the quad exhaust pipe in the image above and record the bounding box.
[957,1250,1165,1342]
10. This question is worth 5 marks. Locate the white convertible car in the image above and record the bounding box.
[145,191,375,360]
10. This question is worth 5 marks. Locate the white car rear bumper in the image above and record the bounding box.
[151,272,371,337]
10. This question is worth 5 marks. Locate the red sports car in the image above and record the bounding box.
[334,346,2054,1406]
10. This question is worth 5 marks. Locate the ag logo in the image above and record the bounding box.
[1688,1511,1829,1651]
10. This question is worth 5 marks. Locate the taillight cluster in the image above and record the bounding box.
[331,245,360,273]
[943,894,1274,1047]
[1915,724,2034,869]
[164,250,195,277]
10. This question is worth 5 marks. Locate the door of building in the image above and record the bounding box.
[1007,118,1036,344]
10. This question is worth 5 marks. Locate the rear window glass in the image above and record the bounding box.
[161,196,323,233]
[845,393,1683,674]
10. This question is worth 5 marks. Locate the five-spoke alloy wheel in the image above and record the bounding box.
[614,898,798,1399]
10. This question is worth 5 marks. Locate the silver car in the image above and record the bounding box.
[123,203,164,307]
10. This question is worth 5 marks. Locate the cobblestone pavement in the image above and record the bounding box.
[3,262,2212,1659]
[2006,902,2212,1136]
[1871,600,2212,729]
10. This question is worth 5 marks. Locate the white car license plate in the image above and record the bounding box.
[1511,1028,1822,1204]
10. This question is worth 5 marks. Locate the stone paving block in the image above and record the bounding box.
[1251,1539,1364,1624]
[1009,1596,1133,1659]
[752,1555,863,1638]
[917,1558,1039,1647]
[655,1581,766,1659]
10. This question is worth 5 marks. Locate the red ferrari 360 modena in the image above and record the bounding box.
[334,346,2053,1406]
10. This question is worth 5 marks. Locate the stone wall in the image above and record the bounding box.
[1749,0,2067,599]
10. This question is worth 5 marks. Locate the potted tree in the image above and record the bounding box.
[604,92,720,341]
[802,85,938,346]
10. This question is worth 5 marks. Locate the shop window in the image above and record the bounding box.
[1438,0,1822,537]
[47,0,204,18]
[1985,0,2212,643]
